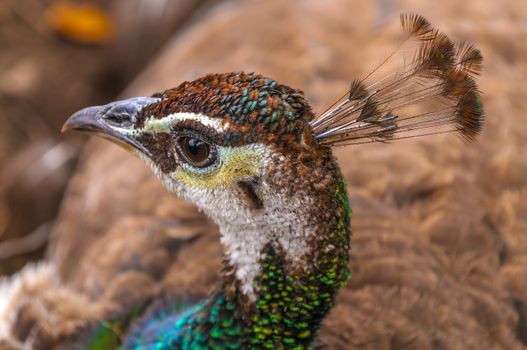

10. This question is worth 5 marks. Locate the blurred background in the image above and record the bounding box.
[0,0,213,274]
[1,0,527,348]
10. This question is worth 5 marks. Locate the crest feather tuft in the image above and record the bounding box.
[310,13,484,146]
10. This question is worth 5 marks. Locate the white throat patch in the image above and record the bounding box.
[216,182,316,300]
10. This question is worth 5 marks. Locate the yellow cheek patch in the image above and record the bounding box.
[172,146,264,189]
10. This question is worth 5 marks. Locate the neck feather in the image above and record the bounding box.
[182,172,351,349]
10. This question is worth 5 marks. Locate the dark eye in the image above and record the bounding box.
[176,136,216,168]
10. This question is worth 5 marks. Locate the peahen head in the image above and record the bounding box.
[63,72,323,206]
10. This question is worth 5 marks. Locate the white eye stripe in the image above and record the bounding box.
[143,112,230,133]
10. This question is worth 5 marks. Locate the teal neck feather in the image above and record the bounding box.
[87,176,351,350]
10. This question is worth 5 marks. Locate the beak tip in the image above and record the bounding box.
[61,112,86,134]
[61,106,100,134]
[61,122,71,133]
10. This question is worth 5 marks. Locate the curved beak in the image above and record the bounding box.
[62,97,159,157]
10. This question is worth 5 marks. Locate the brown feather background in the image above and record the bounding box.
[1,0,526,349]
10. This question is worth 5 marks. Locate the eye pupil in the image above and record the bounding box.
[187,138,203,156]
[177,136,214,167]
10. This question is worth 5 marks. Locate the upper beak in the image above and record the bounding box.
[62,97,159,157]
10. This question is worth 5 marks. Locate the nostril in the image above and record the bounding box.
[102,112,133,128]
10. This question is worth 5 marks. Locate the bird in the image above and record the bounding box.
[58,13,484,350]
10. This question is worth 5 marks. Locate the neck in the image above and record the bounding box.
[125,158,351,349]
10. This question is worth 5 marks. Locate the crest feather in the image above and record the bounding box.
[310,13,484,146]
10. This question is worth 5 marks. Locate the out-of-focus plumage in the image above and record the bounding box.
[0,0,526,349]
